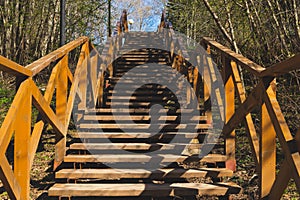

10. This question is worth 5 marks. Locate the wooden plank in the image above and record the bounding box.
[223,57,236,171]
[261,53,300,77]
[55,55,68,169]
[89,108,203,114]
[260,102,276,198]
[83,115,207,121]
[30,80,65,137]
[105,102,151,107]
[26,37,88,76]
[0,55,32,77]
[263,86,300,190]
[268,159,291,200]
[79,123,212,130]
[78,42,89,110]
[222,81,264,137]
[201,37,265,76]
[69,143,215,151]
[65,45,86,124]
[0,80,29,156]
[73,132,209,139]
[48,182,241,197]
[14,84,31,199]
[63,154,227,163]
[231,61,259,169]
[0,156,21,200]
[55,168,233,179]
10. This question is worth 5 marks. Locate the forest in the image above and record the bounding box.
[0,0,299,198]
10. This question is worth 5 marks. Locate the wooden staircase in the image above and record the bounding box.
[48,32,241,199]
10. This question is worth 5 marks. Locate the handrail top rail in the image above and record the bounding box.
[0,55,33,77]
[26,36,89,76]
[201,37,265,76]
[261,53,300,77]
[202,37,300,77]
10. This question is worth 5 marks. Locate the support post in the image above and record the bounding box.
[222,57,236,171]
[260,78,276,198]
[14,83,31,199]
[54,55,68,170]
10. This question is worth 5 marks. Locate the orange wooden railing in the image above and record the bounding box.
[0,37,108,199]
[201,38,300,199]
[159,12,300,199]
[0,9,127,199]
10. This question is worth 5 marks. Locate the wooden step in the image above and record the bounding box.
[83,115,207,122]
[79,123,212,130]
[69,143,217,151]
[73,131,211,139]
[117,58,167,62]
[63,154,227,163]
[104,101,151,107]
[48,182,241,197]
[88,108,204,114]
[55,168,233,179]
[105,96,178,102]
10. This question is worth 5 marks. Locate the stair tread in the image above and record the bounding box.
[73,132,211,139]
[87,108,204,114]
[55,168,233,179]
[63,154,227,163]
[48,182,241,197]
[69,142,217,150]
[83,115,207,121]
[79,123,212,129]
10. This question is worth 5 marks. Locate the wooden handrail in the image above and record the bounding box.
[26,36,89,76]
[161,12,300,198]
[201,37,265,76]
[0,55,33,77]
[261,53,300,77]
[0,36,105,199]
[201,38,300,199]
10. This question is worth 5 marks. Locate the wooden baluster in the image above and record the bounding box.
[89,51,98,106]
[260,78,276,199]
[54,55,68,170]
[78,42,89,111]
[204,46,212,123]
[14,80,31,199]
[222,56,236,171]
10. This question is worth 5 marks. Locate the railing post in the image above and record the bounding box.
[14,80,31,199]
[222,56,236,171]
[204,46,212,123]
[54,55,68,170]
[260,78,276,199]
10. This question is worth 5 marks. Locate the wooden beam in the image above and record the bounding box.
[260,97,276,198]
[261,53,300,77]
[14,84,31,199]
[0,55,32,77]
[30,65,59,166]
[263,85,300,191]
[231,61,259,169]
[201,37,265,77]
[267,159,290,200]
[222,81,265,137]
[0,80,29,156]
[223,57,236,171]
[30,80,65,137]
[0,156,21,200]
[26,36,88,76]
[54,55,68,169]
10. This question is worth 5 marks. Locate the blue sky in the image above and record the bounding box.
[112,0,166,31]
